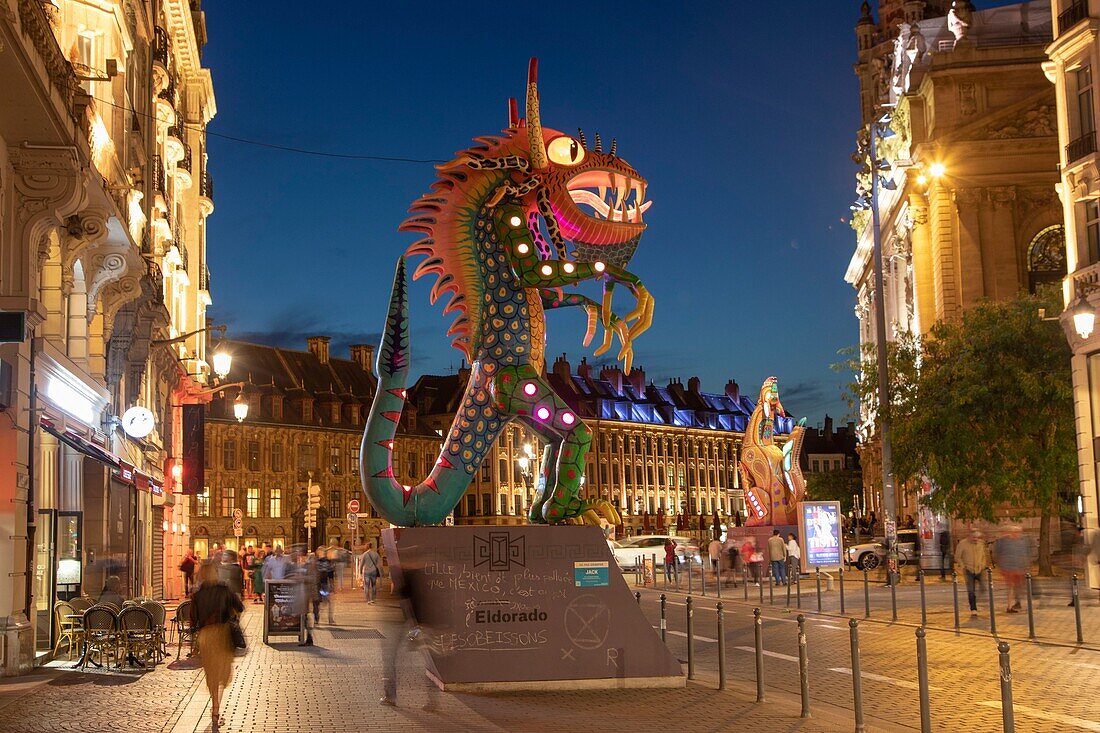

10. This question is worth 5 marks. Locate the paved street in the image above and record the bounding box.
[0,576,1097,732]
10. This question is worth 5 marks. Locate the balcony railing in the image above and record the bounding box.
[167,123,183,143]
[200,170,214,201]
[145,257,164,303]
[153,154,165,195]
[152,26,169,67]
[1067,131,1097,164]
[177,143,192,173]
[1058,0,1090,36]
[158,76,176,107]
[200,264,210,291]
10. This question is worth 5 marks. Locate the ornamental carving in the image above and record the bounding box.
[986,105,1056,140]
[16,0,82,122]
[954,188,983,207]
[958,83,978,117]
[987,186,1016,208]
[9,147,87,280]
[1016,186,1059,224]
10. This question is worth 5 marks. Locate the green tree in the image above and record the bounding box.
[890,294,1075,575]
[805,469,863,515]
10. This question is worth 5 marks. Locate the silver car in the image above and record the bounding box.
[845,529,920,570]
[610,535,701,568]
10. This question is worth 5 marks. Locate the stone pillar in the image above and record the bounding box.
[909,193,935,335]
[985,186,1019,300]
[954,187,986,307]
[928,182,960,322]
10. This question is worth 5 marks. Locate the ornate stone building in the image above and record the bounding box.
[1045,0,1100,589]
[411,355,794,538]
[848,1,1062,517]
[0,0,216,672]
[191,338,441,554]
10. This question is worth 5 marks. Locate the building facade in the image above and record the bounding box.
[411,355,794,538]
[848,1,1061,518]
[799,416,860,476]
[1045,0,1100,589]
[0,0,216,673]
[193,338,441,555]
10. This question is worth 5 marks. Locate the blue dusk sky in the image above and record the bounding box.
[200,0,1019,425]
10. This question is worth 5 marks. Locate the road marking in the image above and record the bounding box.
[828,667,939,691]
[1074,662,1100,671]
[654,627,718,643]
[978,702,1100,731]
[734,646,799,662]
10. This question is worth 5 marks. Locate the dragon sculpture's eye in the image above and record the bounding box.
[547,136,585,166]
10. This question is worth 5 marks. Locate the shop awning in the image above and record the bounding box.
[115,460,164,495]
[40,418,120,468]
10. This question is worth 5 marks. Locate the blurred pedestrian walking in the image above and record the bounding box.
[180,549,197,595]
[993,524,1030,613]
[359,542,382,604]
[316,548,336,624]
[380,567,438,711]
[218,551,244,599]
[190,562,243,731]
[786,533,801,580]
[955,529,990,617]
[768,530,788,585]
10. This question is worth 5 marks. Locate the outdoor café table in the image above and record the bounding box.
[65,614,96,670]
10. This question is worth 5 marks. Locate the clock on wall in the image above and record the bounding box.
[120,406,155,439]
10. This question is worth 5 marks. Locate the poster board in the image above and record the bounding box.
[263,579,303,644]
[641,556,656,587]
[797,501,844,573]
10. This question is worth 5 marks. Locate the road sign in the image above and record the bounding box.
[348,499,360,513]
[233,517,242,529]
[347,512,358,530]
[233,508,243,521]
[234,527,242,538]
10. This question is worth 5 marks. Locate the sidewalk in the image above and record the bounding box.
[0,584,912,733]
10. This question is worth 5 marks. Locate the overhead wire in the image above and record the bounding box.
[91,93,447,165]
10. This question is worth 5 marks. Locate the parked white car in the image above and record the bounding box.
[610,535,701,568]
[845,529,920,570]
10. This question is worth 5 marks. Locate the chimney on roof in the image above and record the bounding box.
[350,344,374,372]
[688,376,701,394]
[458,359,470,382]
[577,357,591,379]
[627,366,645,394]
[725,380,740,401]
[552,353,571,381]
[307,336,331,364]
[847,421,856,435]
[600,365,623,394]
[824,415,834,436]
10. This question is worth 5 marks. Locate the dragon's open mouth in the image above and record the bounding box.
[567,169,651,224]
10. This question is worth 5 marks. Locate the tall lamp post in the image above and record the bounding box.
[517,442,537,517]
[854,108,900,583]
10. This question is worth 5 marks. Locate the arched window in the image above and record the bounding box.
[1027,225,1067,294]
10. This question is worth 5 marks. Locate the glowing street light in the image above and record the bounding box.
[212,348,232,380]
[929,162,947,178]
[233,392,249,422]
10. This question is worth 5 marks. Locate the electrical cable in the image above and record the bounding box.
[91,94,447,165]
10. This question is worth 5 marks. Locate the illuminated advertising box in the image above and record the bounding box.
[798,501,844,571]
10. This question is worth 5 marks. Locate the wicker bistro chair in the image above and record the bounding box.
[118,606,157,668]
[138,600,168,661]
[52,601,83,660]
[81,606,120,670]
[69,596,94,615]
[173,600,196,658]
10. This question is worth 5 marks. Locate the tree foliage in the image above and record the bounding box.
[805,470,863,515]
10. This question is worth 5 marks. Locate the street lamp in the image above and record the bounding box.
[233,392,249,422]
[212,348,232,380]
[1071,288,1098,339]
[153,324,231,380]
[853,106,901,584]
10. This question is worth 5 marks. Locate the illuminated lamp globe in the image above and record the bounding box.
[212,349,232,380]
[233,393,249,422]
[518,456,530,472]
[536,406,551,421]
[929,162,946,179]
[1072,293,1096,339]
[171,462,183,481]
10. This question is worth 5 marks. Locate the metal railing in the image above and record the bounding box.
[152,26,169,67]
[177,143,192,174]
[1067,130,1097,164]
[158,76,177,108]
[200,169,214,201]
[153,155,165,196]
[145,257,164,303]
[1058,0,1090,36]
[166,124,183,144]
[200,264,210,291]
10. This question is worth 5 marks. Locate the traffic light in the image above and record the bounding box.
[304,483,321,528]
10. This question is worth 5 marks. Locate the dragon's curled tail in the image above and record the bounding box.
[360,259,495,526]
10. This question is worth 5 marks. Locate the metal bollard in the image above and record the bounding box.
[797,614,811,718]
[635,591,641,605]
[688,559,693,595]
[743,568,749,600]
[759,573,765,605]
[952,571,960,634]
[717,557,723,599]
[796,569,802,609]
[863,567,871,618]
[816,567,823,612]
[754,607,765,702]
[998,641,1015,733]
[890,571,898,622]
[717,602,727,690]
[786,570,792,607]
[1025,574,1035,640]
[686,596,695,680]
[659,593,667,643]
[850,619,865,733]
[916,627,931,733]
[987,568,998,636]
[1073,575,1084,644]
[839,566,846,615]
[769,575,774,604]
[701,558,707,597]
[919,570,927,628]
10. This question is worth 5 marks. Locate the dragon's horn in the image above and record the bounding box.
[594,132,602,153]
[577,128,587,148]
[610,138,617,156]
[508,97,519,128]
[526,58,547,169]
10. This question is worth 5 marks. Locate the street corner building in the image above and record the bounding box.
[0,1,218,674]
[194,337,442,554]
[847,1,1073,550]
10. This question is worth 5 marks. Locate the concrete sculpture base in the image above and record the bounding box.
[382,525,683,691]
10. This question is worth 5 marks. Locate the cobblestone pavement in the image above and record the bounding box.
[638,580,1100,733]
[1,576,1094,733]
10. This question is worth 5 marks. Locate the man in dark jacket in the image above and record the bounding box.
[218,551,245,598]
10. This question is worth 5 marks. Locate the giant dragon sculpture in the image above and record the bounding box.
[740,377,807,527]
[360,60,653,527]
